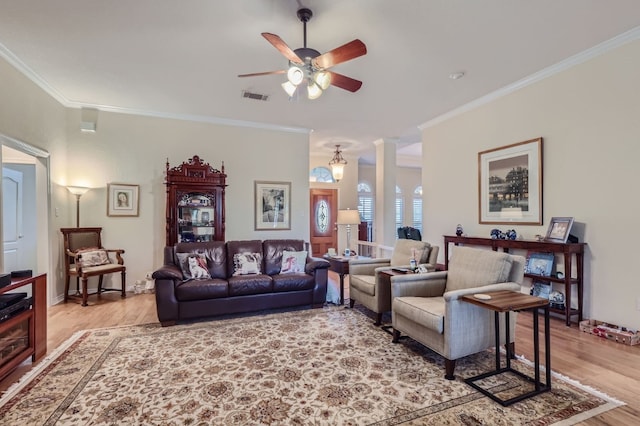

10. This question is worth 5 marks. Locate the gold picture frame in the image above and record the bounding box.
[478,137,543,225]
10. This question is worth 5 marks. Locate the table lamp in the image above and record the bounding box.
[336,209,361,254]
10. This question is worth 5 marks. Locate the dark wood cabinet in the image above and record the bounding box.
[165,155,227,246]
[443,235,586,326]
[0,274,47,382]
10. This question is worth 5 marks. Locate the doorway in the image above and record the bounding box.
[1,136,51,304]
[309,188,338,256]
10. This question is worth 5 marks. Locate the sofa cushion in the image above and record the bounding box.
[390,240,431,267]
[228,275,273,296]
[446,246,513,292]
[280,250,307,274]
[263,239,305,275]
[233,252,263,276]
[350,274,376,296]
[175,278,228,301]
[272,274,315,292]
[176,253,211,280]
[393,296,445,334]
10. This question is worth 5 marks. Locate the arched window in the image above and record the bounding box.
[413,185,423,233]
[395,185,403,233]
[309,167,334,183]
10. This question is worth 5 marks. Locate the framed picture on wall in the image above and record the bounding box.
[255,181,291,230]
[478,137,543,225]
[107,183,139,217]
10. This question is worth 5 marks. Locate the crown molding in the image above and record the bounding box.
[420,26,640,130]
[0,42,310,135]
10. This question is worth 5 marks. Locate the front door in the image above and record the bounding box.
[309,188,337,256]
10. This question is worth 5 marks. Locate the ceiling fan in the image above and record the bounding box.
[238,7,367,99]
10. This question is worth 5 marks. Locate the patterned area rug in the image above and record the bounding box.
[0,306,623,425]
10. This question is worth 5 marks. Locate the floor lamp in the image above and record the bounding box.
[336,209,361,255]
[67,186,90,227]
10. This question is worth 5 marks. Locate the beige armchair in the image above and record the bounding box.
[349,239,439,325]
[391,246,525,380]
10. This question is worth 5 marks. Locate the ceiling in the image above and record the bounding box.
[1,1,638,167]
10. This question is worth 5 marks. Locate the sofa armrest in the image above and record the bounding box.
[391,271,448,298]
[443,282,522,302]
[152,265,183,281]
[305,257,330,274]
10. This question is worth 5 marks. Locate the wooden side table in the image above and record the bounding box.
[461,290,551,406]
[323,256,353,305]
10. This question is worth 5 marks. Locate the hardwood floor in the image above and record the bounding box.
[1,288,638,425]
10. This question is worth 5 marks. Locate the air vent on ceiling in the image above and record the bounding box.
[242,90,269,101]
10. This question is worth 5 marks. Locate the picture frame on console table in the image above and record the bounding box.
[545,216,574,243]
[255,181,291,230]
[107,183,139,217]
[478,137,543,225]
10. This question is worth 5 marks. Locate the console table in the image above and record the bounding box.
[444,235,585,326]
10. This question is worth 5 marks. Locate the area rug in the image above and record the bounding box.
[0,306,623,425]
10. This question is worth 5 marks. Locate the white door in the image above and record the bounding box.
[3,167,23,272]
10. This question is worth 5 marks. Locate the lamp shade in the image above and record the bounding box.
[336,209,361,225]
[67,186,90,196]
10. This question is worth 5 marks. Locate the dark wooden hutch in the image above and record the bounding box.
[165,155,227,246]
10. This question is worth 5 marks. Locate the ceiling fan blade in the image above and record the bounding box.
[327,71,362,92]
[313,39,367,69]
[261,33,304,65]
[238,70,286,78]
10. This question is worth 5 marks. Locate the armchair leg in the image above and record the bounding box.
[444,359,456,380]
[505,342,515,359]
[349,299,355,308]
[374,313,382,326]
[121,270,126,298]
[64,276,70,303]
[81,277,89,307]
[392,329,401,343]
[98,276,104,294]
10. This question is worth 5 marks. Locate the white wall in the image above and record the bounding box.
[422,39,640,328]
[63,109,311,295]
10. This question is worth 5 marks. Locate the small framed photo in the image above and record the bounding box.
[107,183,140,217]
[545,216,574,243]
[255,181,291,230]
[530,281,552,299]
[525,252,555,276]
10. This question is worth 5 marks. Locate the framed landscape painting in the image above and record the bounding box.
[478,137,543,225]
[255,181,291,230]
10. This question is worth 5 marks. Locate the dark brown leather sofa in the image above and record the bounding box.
[152,239,330,326]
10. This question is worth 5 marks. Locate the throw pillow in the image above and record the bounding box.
[280,250,307,274]
[78,249,110,267]
[176,253,211,280]
[233,252,262,276]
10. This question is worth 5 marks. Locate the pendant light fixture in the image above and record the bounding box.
[328,145,347,182]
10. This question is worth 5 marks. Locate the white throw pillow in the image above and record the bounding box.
[177,253,211,280]
[233,252,263,276]
[280,250,307,274]
[78,249,110,267]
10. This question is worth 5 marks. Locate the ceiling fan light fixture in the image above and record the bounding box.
[313,70,331,90]
[307,81,323,100]
[287,66,305,85]
[282,81,297,97]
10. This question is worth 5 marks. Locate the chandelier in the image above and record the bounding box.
[328,145,347,181]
